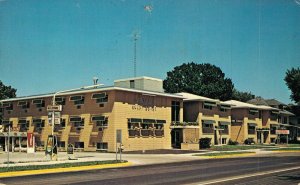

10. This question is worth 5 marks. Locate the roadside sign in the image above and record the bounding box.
[47,105,62,112]
[48,112,61,125]
[116,129,122,143]
[276,130,290,135]
[67,144,74,154]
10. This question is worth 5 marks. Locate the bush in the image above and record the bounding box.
[199,138,211,149]
[244,138,255,145]
[228,139,239,145]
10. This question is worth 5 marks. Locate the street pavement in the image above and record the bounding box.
[0,155,299,185]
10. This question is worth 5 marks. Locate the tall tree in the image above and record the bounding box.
[284,67,300,103]
[163,62,234,100]
[0,81,17,100]
[232,89,255,102]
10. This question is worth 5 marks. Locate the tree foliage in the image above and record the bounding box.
[285,67,300,103]
[163,62,234,100]
[232,89,255,102]
[0,80,17,100]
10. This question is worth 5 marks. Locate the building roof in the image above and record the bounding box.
[265,99,286,106]
[247,98,269,106]
[0,86,184,102]
[224,100,278,110]
[176,92,219,103]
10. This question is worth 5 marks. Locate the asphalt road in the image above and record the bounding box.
[1,156,300,185]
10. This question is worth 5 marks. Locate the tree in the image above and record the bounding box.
[285,67,300,103]
[0,80,17,100]
[232,89,255,102]
[163,62,234,100]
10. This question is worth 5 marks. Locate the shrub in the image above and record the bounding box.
[244,138,255,145]
[199,138,211,149]
[228,139,239,145]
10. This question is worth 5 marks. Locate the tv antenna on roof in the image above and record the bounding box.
[131,31,140,77]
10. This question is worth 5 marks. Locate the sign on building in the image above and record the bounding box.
[47,105,62,112]
[276,130,290,135]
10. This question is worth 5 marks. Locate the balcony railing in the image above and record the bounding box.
[202,127,214,134]
[141,129,153,137]
[248,129,256,135]
[128,129,140,137]
[154,130,164,137]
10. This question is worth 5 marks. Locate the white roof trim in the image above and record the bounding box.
[224,100,279,110]
[176,92,219,103]
[114,76,163,82]
[0,86,183,102]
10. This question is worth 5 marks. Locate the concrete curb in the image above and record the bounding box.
[0,162,132,178]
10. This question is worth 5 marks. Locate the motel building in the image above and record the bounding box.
[224,100,294,144]
[170,93,232,150]
[0,76,185,152]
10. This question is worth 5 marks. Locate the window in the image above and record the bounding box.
[203,101,216,110]
[154,123,164,129]
[92,93,108,103]
[33,119,45,128]
[249,109,258,115]
[219,104,230,112]
[18,101,30,109]
[4,103,13,111]
[58,141,65,148]
[97,142,108,150]
[70,95,85,105]
[74,142,84,149]
[171,101,180,122]
[32,99,45,108]
[70,117,84,127]
[55,97,66,105]
[221,138,227,144]
[60,119,66,127]
[130,80,135,88]
[283,117,288,124]
[18,119,30,132]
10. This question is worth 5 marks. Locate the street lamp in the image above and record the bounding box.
[49,84,103,160]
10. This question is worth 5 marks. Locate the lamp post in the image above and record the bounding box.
[49,84,103,160]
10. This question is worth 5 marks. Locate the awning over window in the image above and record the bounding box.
[202,120,215,124]
[270,124,279,128]
[248,123,257,126]
[219,121,230,125]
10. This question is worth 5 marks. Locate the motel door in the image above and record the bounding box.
[171,129,182,149]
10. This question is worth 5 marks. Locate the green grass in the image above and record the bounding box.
[210,145,276,151]
[194,151,255,157]
[0,160,127,173]
[264,148,300,151]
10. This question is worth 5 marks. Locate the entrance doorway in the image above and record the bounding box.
[171,129,182,149]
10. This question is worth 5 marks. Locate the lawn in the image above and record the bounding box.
[210,145,276,151]
[0,160,127,173]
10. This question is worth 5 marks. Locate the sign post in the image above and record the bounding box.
[116,129,122,161]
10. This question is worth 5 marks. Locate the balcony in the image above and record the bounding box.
[202,127,214,134]
[248,129,256,135]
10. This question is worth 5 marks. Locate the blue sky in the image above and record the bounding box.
[0,0,299,103]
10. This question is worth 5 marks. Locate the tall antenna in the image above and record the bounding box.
[132,31,140,77]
